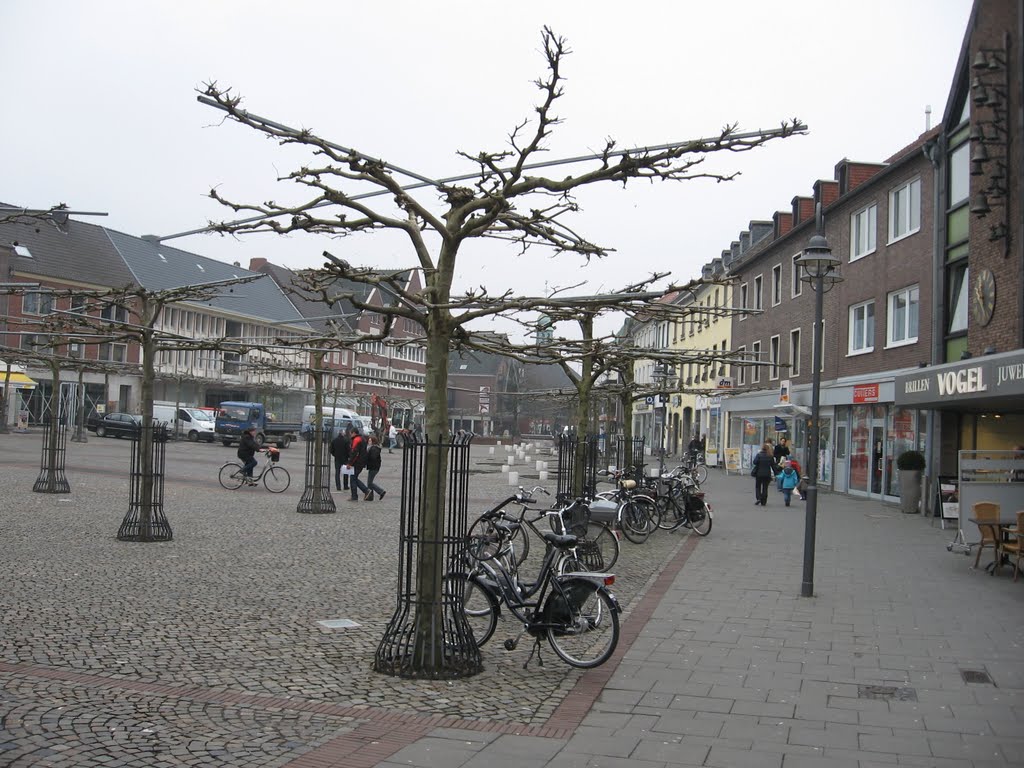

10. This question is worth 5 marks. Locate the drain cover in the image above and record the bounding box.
[961,669,994,685]
[857,685,918,701]
[317,618,361,630]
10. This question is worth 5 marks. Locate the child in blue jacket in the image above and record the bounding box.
[779,461,800,506]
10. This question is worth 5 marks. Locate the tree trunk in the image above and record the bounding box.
[0,362,12,434]
[409,319,452,670]
[139,327,157,540]
[45,358,61,491]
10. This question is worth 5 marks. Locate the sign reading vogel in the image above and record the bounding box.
[895,350,1024,407]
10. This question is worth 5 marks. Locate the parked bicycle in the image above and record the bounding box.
[594,468,661,544]
[218,447,291,493]
[449,490,621,668]
[655,472,713,536]
[477,487,620,573]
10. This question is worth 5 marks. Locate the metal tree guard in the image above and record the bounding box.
[118,423,172,542]
[616,436,646,484]
[556,433,598,502]
[32,420,70,494]
[297,425,336,514]
[374,432,482,679]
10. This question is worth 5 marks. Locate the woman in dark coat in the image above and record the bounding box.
[751,441,781,506]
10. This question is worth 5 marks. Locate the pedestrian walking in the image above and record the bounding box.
[778,460,800,506]
[330,428,351,492]
[363,435,387,501]
[387,423,398,453]
[750,442,781,506]
[346,427,370,502]
[774,437,791,490]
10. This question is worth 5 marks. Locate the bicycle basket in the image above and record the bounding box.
[576,538,606,571]
[268,448,280,462]
[559,501,590,534]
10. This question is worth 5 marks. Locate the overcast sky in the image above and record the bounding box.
[2,1,972,336]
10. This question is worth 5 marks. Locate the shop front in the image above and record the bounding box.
[894,349,1024,471]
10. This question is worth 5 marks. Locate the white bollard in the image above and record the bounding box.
[500,464,509,473]
[508,470,519,485]
[507,456,515,466]
[488,446,495,455]
[536,460,544,471]
[539,470,548,481]
[497,440,502,446]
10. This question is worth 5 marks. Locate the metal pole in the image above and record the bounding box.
[801,272,825,598]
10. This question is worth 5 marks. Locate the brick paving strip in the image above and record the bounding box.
[0,534,700,768]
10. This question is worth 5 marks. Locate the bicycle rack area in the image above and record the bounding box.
[118,423,172,542]
[374,432,482,679]
[297,426,335,514]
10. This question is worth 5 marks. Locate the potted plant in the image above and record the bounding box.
[896,450,926,514]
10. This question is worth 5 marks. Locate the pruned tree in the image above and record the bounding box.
[195,26,802,677]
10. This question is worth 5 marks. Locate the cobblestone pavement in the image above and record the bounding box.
[0,433,685,766]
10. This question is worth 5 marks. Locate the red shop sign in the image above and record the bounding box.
[853,383,880,403]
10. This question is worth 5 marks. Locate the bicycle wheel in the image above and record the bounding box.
[558,550,586,574]
[634,495,661,532]
[576,522,619,572]
[693,465,708,485]
[263,465,291,493]
[218,462,245,490]
[544,579,619,668]
[444,573,499,648]
[619,501,651,544]
[466,515,507,562]
[508,522,530,567]
[687,501,713,536]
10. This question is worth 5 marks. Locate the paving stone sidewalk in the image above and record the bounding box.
[380,464,1024,768]
[3,434,1022,767]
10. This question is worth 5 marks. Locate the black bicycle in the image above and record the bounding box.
[447,493,622,668]
[655,473,713,536]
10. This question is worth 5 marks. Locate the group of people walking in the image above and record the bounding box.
[750,437,806,507]
[329,427,387,501]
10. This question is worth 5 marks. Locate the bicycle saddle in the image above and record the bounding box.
[542,531,579,549]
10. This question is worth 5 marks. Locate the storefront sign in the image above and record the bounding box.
[895,350,1024,406]
[715,377,734,391]
[853,383,880,403]
[774,416,788,432]
[779,380,790,404]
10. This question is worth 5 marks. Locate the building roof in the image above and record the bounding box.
[0,206,136,287]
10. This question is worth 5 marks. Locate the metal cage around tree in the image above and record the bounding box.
[374,432,482,679]
[297,425,336,514]
[32,420,70,493]
[118,423,172,542]
[556,433,598,502]
[616,436,646,484]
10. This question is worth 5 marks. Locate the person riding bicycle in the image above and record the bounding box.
[238,426,260,486]
[687,434,703,465]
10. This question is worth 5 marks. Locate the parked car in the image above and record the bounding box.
[151,404,216,442]
[87,412,142,438]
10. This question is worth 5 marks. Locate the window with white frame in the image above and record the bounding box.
[736,346,746,386]
[889,178,921,242]
[849,300,875,354]
[99,342,128,363]
[789,328,801,378]
[850,203,877,261]
[791,253,803,297]
[739,284,748,320]
[769,335,780,380]
[22,291,54,315]
[771,265,782,306]
[887,285,919,346]
[753,275,763,310]
[751,341,761,383]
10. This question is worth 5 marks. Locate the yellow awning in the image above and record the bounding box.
[0,372,37,390]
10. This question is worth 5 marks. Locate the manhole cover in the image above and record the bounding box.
[961,669,994,685]
[317,618,362,630]
[857,685,917,701]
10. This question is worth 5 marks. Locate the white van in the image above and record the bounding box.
[301,405,362,437]
[151,404,217,442]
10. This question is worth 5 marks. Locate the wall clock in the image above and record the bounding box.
[970,267,996,327]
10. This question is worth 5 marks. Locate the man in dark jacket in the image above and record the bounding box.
[751,441,781,506]
[347,428,370,501]
[330,428,351,492]
[237,426,260,486]
[363,435,387,501]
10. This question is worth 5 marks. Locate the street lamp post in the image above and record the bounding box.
[796,229,840,598]
[652,363,674,477]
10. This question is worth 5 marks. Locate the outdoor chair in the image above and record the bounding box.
[997,510,1024,582]
[972,502,1002,571]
